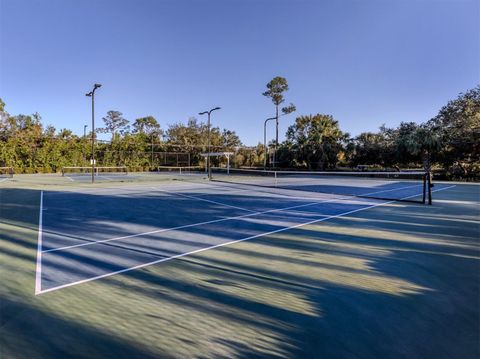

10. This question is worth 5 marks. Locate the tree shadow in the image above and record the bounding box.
[1,184,478,358]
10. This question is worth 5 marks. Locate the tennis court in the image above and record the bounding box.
[1,173,478,359]
[60,166,203,183]
[36,175,454,294]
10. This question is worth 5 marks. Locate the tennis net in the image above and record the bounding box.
[155,166,204,175]
[211,168,432,204]
[61,166,128,176]
[0,167,14,178]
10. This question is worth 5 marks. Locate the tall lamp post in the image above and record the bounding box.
[274,106,279,168]
[264,117,276,170]
[85,83,102,183]
[83,124,88,166]
[199,107,221,180]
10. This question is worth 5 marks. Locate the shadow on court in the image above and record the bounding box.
[0,185,478,359]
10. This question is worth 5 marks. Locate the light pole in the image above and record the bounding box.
[151,134,154,170]
[85,83,102,183]
[199,107,221,180]
[274,106,279,168]
[83,125,88,167]
[264,117,276,170]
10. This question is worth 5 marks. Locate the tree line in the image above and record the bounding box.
[0,80,478,179]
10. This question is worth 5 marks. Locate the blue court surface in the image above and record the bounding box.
[35,180,454,294]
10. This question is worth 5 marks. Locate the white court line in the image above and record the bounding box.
[152,186,257,213]
[36,184,456,295]
[41,182,436,253]
[34,191,44,295]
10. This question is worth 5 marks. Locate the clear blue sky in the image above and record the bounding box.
[1,0,478,145]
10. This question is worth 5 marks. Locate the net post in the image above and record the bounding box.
[422,173,426,204]
[427,171,433,205]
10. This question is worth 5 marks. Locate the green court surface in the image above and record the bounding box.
[0,174,479,358]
